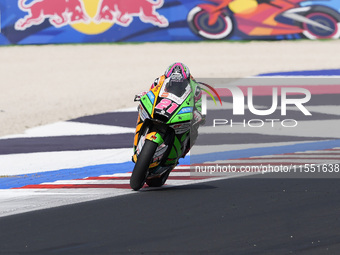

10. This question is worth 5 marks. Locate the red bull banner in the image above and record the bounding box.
[0,0,340,45]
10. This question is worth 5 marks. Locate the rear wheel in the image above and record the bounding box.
[146,169,172,187]
[130,139,158,191]
[187,6,233,40]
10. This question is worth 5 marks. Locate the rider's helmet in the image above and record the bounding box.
[164,62,190,80]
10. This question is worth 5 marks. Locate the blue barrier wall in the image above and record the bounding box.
[0,0,340,45]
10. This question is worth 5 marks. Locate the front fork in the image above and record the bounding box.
[133,119,169,166]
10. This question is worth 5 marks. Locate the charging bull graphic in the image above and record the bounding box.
[94,0,168,27]
[14,0,168,31]
[15,0,90,30]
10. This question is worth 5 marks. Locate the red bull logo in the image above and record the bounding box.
[15,0,90,30]
[15,0,169,33]
[94,0,169,27]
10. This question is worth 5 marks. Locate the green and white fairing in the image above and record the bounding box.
[135,77,195,170]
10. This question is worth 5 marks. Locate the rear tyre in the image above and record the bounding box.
[187,7,233,40]
[146,169,171,187]
[130,139,158,191]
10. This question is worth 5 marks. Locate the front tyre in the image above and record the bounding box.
[130,139,158,191]
[300,6,340,39]
[187,6,233,40]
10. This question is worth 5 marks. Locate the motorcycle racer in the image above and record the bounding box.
[134,62,205,159]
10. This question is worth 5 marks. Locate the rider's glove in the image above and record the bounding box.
[193,109,205,126]
[134,91,148,101]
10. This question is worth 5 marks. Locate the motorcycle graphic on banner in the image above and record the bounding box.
[187,0,340,40]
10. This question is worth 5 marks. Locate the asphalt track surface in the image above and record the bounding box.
[1,75,340,254]
[1,176,340,254]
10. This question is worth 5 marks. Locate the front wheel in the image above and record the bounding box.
[300,6,340,39]
[187,6,234,40]
[130,139,158,191]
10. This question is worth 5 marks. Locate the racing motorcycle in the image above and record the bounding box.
[130,77,194,191]
[187,0,340,40]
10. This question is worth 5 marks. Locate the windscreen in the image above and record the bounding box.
[164,79,190,97]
